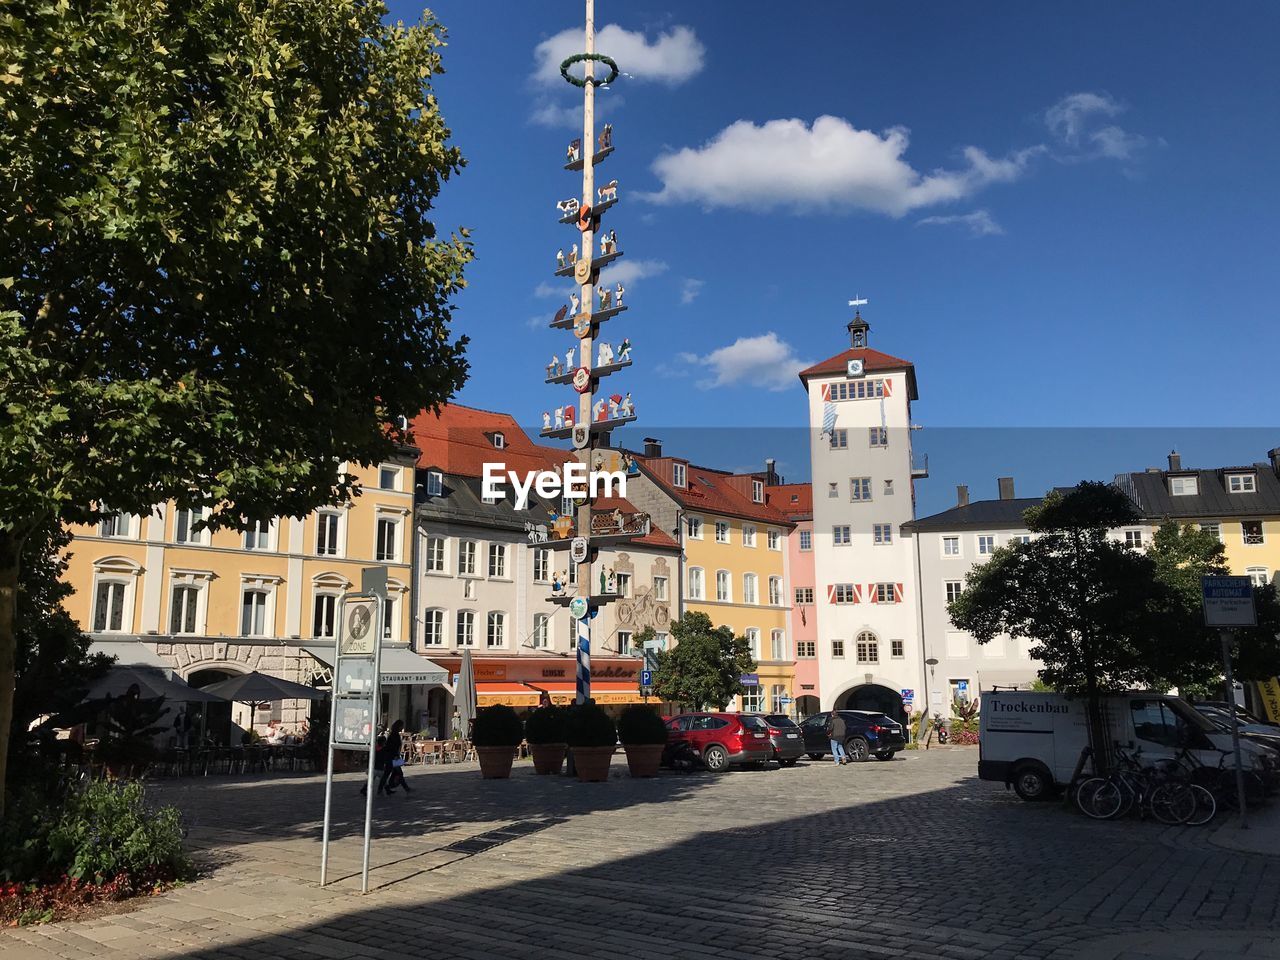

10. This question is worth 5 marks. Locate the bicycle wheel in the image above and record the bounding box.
[1077,777,1125,820]
[1149,782,1196,825]
[1185,784,1217,826]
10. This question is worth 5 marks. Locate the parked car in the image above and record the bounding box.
[664,712,773,772]
[1192,703,1280,755]
[753,714,805,766]
[798,710,906,763]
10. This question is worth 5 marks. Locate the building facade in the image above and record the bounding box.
[774,483,819,716]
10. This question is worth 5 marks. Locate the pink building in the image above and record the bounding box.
[773,483,819,717]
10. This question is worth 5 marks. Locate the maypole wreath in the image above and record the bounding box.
[560,53,619,87]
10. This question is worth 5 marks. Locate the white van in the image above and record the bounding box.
[978,690,1279,801]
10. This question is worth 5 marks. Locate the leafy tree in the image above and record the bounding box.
[0,0,472,809]
[651,612,756,711]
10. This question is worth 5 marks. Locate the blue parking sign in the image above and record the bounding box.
[640,669,653,686]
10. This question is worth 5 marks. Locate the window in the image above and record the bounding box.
[715,521,730,543]
[742,525,757,547]
[653,576,668,601]
[945,580,963,603]
[745,628,761,659]
[1124,530,1144,550]
[1247,567,1270,588]
[687,516,703,539]
[458,540,477,576]
[376,517,399,562]
[868,427,888,448]
[425,471,443,497]
[833,525,851,546]
[316,512,340,556]
[244,519,271,550]
[771,685,788,713]
[768,576,783,605]
[795,587,814,604]
[383,596,397,641]
[827,482,838,499]
[768,529,781,551]
[891,639,904,658]
[533,548,550,582]
[856,632,879,664]
[379,466,399,490]
[1169,476,1198,496]
[743,574,758,604]
[241,590,268,637]
[673,463,686,487]
[529,613,549,649]
[491,432,505,450]
[688,567,705,600]
[833,583,857,604]
[752,480,764,503]
[1228,473,1257,494]
[560,494,575,517]
[716,570,731,602]
[567,561,577,586]
[615,572,632,597]
[942,536,960,557]
[977,535,995,556]
[850,477,872,501]
[170,585,199,635]
[456,610,475,647]
[93,581,126,632]
[463,578,476,599]
[422,609,445,647]
[616,630,632,654]
[99,511,130,538]
[1242,521,1264,545]
[1010,534,1031,545]
[828,378,886,401]
[313,594,337,638]
[485,612,505,648]
[741,685,763,713]
[770,630,786,660]
[797,640,816,658]
[174,507,206,545]
[832,639,845,658]
[425,536,446,573]
[799,530,812,551]
[829,429,848,449]
[488,543,507,578]
[874,582,899,603]
[873,523,893,545]
[1200,522,1221,542]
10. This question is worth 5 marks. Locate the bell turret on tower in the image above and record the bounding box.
[847,297,870,349]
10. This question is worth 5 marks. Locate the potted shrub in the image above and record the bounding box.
[617,705,667,777]
[470,705,522,779]
[524,705,568,775]
[565,703,616,782]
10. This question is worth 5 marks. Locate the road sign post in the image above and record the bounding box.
[1203,576,1256,830]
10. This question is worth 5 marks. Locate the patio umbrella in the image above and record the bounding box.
[196,670,327,716]
[456,650,477,739]
[83,666,226,704]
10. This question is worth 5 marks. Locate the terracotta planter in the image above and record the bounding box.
[571,745,615,782]
[529,742,567,775]
[476,745,517,779]
[623,743,664,778]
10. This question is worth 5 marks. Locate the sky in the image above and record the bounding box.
[386,1,1280,515]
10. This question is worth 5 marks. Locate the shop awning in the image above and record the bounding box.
[476,679,648,707]
[302,644,448,686]
[88,639,170,672]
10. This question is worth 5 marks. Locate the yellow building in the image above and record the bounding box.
[629,444,795,713]
[62,451,421,734]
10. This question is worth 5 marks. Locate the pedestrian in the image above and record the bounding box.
[378,720,410,795]
[826,711,848,765]
[539,690,553,709]
[360,729,388,797]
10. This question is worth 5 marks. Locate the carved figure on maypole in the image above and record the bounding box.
[597,341,614,366]
[567,138,581,163]
[597,179,618,203]
[617,337,631,361]
[615,281,625,306]
[598,123,613,151]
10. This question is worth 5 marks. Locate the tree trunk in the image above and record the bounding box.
[0,534,19,818]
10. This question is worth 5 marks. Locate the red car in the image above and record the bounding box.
[664,712,774,772]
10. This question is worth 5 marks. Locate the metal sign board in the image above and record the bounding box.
[640,669,653,686]
[571,423,590,449]
[1203,576,1256,627]
[339,596,379,657]
[739,673,759,685]
[900,688,915,701]
[571,536,589,563]
[360,566,388,600]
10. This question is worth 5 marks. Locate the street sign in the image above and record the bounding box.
[569,596,588,620]
[739,673,759,685]
[780,696,793,706]
[1203,576,1256,627]
[900,688,915,701]
[640,669,653,686]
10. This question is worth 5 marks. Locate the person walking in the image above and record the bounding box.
[378,720,410,795]
[826,711,848,765]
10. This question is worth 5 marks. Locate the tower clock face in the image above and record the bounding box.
[846,359,865,378]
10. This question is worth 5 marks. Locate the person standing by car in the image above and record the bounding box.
[826,712,848,764]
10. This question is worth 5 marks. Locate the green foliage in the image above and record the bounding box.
[470,705,522,747]
[616,705,667,746]
[96,693,169,773]
[651,612,756,711]
[523,705,567,745]
[1030,679,1059,693]
[951,697,980,733]
[565,702,617,748]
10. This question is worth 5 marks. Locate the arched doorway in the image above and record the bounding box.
[836,684,907,726]
[188,667,244,745]
[795,695,821,719]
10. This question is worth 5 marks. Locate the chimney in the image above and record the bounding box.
[1168,450,1182,472]
[765,458,778,486]
[643,437,662,458]
[1270,447,1280,477]
[956,485,969,508]
[998,477,1015,501]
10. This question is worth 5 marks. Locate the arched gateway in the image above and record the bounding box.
[835,683,907,726]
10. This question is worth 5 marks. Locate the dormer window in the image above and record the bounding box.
[672,462,686,488]
[1169,476,1198,496]
[1228,473,1257,494]
[426,471,443,497]
[491,432,505,450]
[752,479,764,503]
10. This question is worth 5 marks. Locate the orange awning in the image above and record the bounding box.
[475,680,647,707]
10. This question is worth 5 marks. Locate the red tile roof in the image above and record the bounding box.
[770,482,812,520]
[592,496,680,551]
[797,347,918,400]
[409,404,570,478]
[636,457,794,527]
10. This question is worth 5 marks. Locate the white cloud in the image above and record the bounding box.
[525,315,547,330]
[532,25,705,86]
[599,258,668,287]
[917,209,1004,237]
[1045,92,1121,144]
[533,281,568,299]
[681,332,811,392]
[679,278,705,305]
[1045,92,1149,161]
[645,116,1041,216]
[529,99,581,129]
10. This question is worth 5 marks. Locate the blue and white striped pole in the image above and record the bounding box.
[576,618,591,704]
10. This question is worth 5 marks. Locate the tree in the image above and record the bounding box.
[948,483,1175,770]
[651,612,756,711]
[0,0,472,810]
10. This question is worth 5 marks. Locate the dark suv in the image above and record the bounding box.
[799,710,906,762]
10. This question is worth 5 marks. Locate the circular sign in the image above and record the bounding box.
[569,597,588,620]
[573,315,591,339]
[572,367,591,392]
[348,605,372,641]
[571,536,589,563]
[846,358,865,378]
[574,258,592,284]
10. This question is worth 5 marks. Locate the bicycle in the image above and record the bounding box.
[1075,745,1196,824]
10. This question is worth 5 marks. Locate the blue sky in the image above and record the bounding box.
[388,1,1280,514]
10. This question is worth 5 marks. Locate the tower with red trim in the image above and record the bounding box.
[797,306,927,725]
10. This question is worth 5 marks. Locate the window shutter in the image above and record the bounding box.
[852,584,862,603]
[827,584,837,604]
[894,582,904,603]
[883,379,894,397]
[820,383,831,402]
[868,584,878,604]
